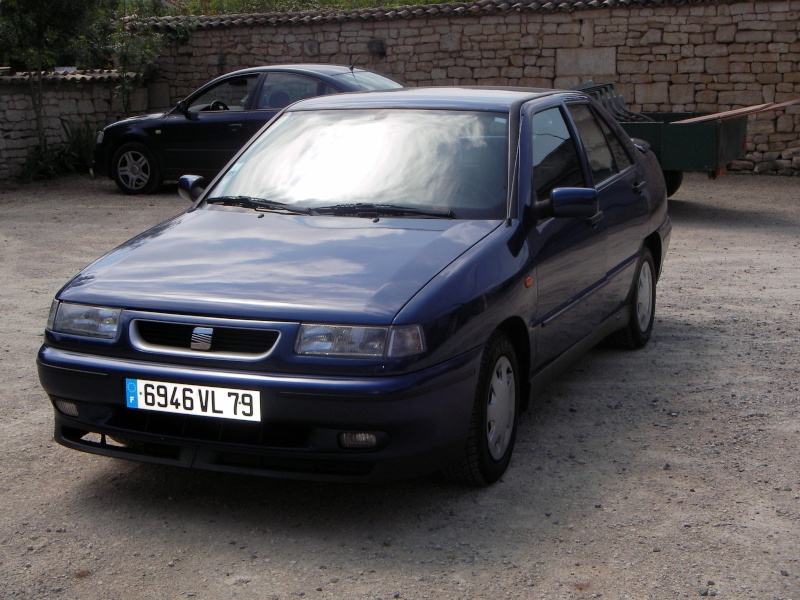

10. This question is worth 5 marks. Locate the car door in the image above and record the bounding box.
[522,103,608,367]
[159,73,262,179]
[565,102,651,315]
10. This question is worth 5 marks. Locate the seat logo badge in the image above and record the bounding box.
[191,327,213,351]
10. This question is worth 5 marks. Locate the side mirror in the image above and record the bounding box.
[549,187,598,219]
[532,187,599,220]
[178,175,206,203]
[176,100,189,115]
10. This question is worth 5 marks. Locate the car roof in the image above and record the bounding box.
[286,86,569,112]
[224,64,381,77]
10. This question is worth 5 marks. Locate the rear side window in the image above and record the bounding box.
[256,73,336,110]
[567,104,632,184]
[597,113,633,172]
[530,107,586,201]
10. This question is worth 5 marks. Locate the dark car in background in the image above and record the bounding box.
[40,87,670,485]
[94,64,403,194]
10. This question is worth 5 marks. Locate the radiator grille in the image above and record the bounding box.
[132,320,280,357]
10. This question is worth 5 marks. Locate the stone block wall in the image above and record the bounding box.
[147,0,800,176]
[0,75,147,181]
[2,0,798,181]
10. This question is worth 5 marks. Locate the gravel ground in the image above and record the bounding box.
[0,172,798,600]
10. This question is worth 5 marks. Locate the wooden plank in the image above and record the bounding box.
[763,98,800,112]
[672,99,799,124]
[672,104,773,124]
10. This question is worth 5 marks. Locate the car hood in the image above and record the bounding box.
[107,112,167,128]
[58,209,501,324]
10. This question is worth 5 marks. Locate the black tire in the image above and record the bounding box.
[112,142,162,195]
[446,331,520,486]
[606,248,656,349]
[663,170,683,198]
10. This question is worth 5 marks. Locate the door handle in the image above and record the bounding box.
[229,123,243,130]
[587,210,604,226]
[633,180,646,194]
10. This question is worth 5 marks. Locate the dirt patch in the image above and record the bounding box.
[1,173,798,599]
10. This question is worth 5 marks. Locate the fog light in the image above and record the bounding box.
[54,399,79,417]
[339,432,378,449]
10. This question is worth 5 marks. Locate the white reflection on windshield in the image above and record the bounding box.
[211,109,509,219]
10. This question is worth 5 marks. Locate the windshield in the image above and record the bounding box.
[331,70,403,90]
[209,109,509,219]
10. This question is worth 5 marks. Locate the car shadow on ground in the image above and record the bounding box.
[667,196,796,231]
[62,309,708,546]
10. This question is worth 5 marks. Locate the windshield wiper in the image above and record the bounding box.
[205,196,314,215]
[313,203,456,219]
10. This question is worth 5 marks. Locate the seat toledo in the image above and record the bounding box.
[39,87,671,485]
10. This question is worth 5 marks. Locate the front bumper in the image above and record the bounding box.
[37,345,482,482]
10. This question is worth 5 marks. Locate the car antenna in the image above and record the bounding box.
[349,55,362,82]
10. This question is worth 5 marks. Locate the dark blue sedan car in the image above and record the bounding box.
[39,87,671,485]
[94,64,402,194]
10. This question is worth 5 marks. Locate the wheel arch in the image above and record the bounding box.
[495,316,531,411]
[644,231,664,280]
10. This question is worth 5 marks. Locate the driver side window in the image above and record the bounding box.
[188,75,259,112]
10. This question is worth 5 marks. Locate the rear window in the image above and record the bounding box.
[331,70,403,91]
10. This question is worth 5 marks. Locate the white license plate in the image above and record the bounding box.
[125,378,261,422]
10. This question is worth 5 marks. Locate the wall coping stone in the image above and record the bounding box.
[0,70,135,86]
[132,0,748,31]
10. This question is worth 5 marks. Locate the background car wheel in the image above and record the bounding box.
[112,142,162,195]
[446,331,519,486]
[606,248,656,349]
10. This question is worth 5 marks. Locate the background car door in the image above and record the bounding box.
[524,104,608,367]
[160,73,262,178]
[565,102,650,314]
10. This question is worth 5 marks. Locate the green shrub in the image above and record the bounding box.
[20,120,97,181]
[62,121,96,175]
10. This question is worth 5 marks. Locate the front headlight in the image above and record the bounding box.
[295,324,425,358]
[48,301,121,339]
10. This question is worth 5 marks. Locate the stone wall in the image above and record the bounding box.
[0,73,147,182]
[146,0,800,176]
[2,0,798,181]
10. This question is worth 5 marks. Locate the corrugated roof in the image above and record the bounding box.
[130,0,731,31]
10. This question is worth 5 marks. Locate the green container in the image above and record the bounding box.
[621,113,748,173]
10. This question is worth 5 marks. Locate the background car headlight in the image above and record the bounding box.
[49,301,121,339]
[295,324,425,358]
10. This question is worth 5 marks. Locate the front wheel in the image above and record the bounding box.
[446,331,519,486]
[606,248,656,349]
[112,142,162,195]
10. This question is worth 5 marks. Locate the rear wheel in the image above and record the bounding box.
[606,248,656,349]
[446,331,519,486]
[112,142,162,194]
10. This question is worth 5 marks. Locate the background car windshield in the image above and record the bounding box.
[211,109,509,219]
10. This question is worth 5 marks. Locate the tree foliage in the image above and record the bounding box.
[0,0,167,168]
[0,0,99,72]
